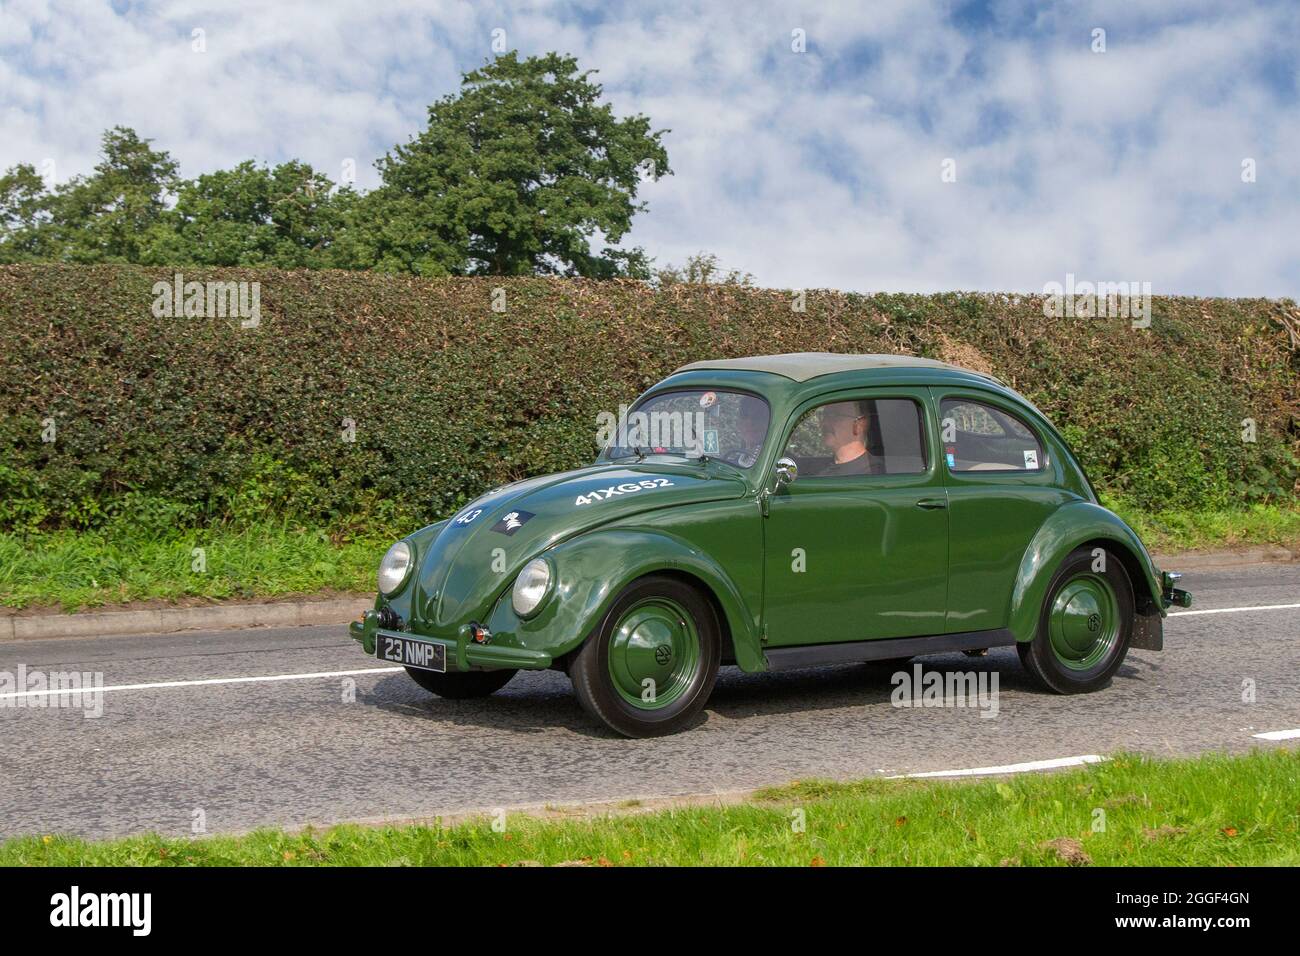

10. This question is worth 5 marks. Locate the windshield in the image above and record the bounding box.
[600,389,771,470]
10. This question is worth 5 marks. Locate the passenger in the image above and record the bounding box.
[816,401,876,476]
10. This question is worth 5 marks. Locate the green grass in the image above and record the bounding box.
[0,520,390,611]
[2,500,1296,612]
[1103,497,1300,554]
[3,750,1297,866]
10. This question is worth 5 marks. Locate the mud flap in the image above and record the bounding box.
[1131,599,1164,651]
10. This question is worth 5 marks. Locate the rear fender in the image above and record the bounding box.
[1009,501,1166,649]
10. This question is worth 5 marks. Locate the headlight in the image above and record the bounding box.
[512,557,552,618]
[377,541,413,596]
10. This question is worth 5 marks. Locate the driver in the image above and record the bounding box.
[816,401,875,476]
[732,399,767,468]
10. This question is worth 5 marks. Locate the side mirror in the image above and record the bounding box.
[774,457,798,488]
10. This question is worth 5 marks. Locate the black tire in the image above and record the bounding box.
[1018,545,1134,694]
[405,667,517,699]
[569,575,721,738]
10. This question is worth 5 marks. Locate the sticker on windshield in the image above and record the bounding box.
[574,478,674,507]
[701,429,719,455]
[1023,449,1039,469]
[699,391,717,409]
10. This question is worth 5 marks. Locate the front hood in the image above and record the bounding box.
[407,461,746,628]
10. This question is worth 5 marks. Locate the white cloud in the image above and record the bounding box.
[0,0,1295,296]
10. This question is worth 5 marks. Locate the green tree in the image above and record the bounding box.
[147,160,350,268]
[355,51,670,277]
[48,126,180,263]
[0,163,55,262]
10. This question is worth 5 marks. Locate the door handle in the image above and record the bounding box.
[915,498,947,510]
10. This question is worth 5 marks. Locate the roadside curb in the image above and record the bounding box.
[0,597,370,642]
[1,547,1292,642]
[1151,546,1294,571]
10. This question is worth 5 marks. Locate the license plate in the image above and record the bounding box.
[376,633,446,672]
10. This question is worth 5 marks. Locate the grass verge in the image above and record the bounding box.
[3,750,1297,866]
[0,521,389,611]
[2,500,1296,612]
[1103,498,1300,555]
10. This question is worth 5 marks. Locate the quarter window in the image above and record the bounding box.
[781,398,928,477]
[940,399,1046,472]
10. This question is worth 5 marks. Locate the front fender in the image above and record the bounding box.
[1008,501,1165,645]
[484,528,764,671]
[363,517,451,624]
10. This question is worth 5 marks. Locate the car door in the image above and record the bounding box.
[934,389,1076,634]
[762,387,949,647]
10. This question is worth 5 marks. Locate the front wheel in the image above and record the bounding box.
[1019,545,1134,694]
[569,575,721,738]
[405,667,517,699]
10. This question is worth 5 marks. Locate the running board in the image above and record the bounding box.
[763,628,1016,672]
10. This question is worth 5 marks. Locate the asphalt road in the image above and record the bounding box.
[1,564,1297,840]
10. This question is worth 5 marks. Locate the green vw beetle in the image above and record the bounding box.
[352,353,1191,737]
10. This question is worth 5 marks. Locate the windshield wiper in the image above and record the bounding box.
[694,455,746,480]
[607,447,648,462]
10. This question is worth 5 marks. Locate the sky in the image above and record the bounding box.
[1,0,1297,297]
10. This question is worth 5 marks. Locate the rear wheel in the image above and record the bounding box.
[569,575,721,738]
[405,667,517,699]
[1019,545,1133,694]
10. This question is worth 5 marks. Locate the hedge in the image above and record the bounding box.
[0,263,1296,533]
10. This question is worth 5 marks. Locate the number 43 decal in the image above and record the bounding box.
[575,478,674,507]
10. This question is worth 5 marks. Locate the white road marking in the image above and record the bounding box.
[886,754,1105,779]
[0,667,403,702]
[1169,603,1300,617]
[1253,729,1300,741]
[0,600,1293,705]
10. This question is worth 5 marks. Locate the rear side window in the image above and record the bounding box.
[781,398,928,477]
[940,399,1046,473]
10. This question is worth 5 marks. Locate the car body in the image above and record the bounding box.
[351,352,1191,736]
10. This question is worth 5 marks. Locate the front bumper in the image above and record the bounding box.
[350,609,553,672]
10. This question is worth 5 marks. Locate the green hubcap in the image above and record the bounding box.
[607,597,700,710]
[1048,573,1120,670]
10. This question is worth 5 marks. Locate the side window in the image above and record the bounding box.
[940,398,1046,472]
[781,398,928,478]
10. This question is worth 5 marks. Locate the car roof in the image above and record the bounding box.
[673,352,995,384]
